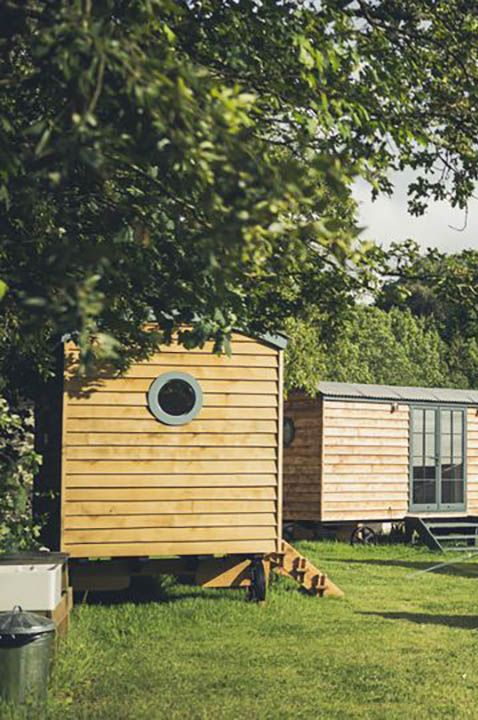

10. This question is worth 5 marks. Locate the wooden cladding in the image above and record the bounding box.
[65,419,277,434]
[65,500,276,516]
[322,399,409,521]
[283,392,321,521]
[283,394,410,523]
[66,460,278,474]
[67,378,278,395]
[64,512,277,529]
[68,392,277,408]
[66,447,277,461]
[67,366,278,381]
[64,487,277,502]
[63,526,277,544]
[61,332,282,558]
[65,541,276,558]
[64,473,277,488]
[67,406,278,420]
[467,409,478,514]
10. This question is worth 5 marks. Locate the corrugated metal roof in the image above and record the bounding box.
[317,381,478,405]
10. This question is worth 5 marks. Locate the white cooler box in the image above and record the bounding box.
[0,563,63,611]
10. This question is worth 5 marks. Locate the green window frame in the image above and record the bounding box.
[147,371,203,426]
[410,405,466,512]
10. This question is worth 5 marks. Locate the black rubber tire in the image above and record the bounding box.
[350,525,377,546]
[247,559,267,602]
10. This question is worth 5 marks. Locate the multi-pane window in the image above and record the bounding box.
[412,409,437,506]
[411,407,465,509]
[440,410,464,505]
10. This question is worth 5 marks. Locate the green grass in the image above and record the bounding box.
[3,542,478,720]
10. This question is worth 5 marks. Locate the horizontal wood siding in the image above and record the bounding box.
[61,333,280,558]
[321,400,409,521]
[283,392,321,521]
[467,409,478,513]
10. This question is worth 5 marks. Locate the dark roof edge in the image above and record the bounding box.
[320,394,477,405]
[251,331,288,351]
[319,393,401,403]
[61,329,288,351]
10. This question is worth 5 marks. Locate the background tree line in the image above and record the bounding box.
[286,244,478,394]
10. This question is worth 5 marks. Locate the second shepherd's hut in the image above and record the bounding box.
[283,381,478,549]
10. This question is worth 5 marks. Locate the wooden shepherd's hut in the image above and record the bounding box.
[284,382,478,549]
[35,330,343,599]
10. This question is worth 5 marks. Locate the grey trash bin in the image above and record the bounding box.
[0,606,55,705]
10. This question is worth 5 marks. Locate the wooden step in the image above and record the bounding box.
[409,516,478,552]
[268,541,344,598]
[428,522,478,530]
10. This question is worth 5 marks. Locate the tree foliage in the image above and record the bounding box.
[0,398,42,552]
[0,0,356,391]
[377,243,478,387]
[379,243,478,341]
[286,241,478,394]
[2,0,478,391]
[284,305,474,394]
[187,0,478,212]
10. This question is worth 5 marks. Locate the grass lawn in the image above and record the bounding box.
[3,541,478,720]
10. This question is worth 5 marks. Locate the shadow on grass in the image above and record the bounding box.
[328,558,478,578]
[76,575,247,607]
[360,610,478,629]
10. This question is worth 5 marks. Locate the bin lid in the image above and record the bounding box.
[0,606,55,636]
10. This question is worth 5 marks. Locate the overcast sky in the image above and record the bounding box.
[353,171,478,253]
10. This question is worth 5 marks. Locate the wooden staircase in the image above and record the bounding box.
[268,541,344,598]
[407,516,478,553]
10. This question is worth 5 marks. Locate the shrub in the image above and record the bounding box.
[0,397,42,552]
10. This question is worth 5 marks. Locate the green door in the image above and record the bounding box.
[410,407,466,513]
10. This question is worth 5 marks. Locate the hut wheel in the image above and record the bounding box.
[350,525,377,546]
[247,559,267,603]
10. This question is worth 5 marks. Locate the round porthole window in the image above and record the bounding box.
[147,372,203,425]
[283,416,295,447]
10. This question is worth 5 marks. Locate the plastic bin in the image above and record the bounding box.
[0,563,62,611]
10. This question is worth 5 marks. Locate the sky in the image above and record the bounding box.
[353,171,478,253]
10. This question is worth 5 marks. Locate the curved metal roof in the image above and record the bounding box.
[317,381,478,405]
